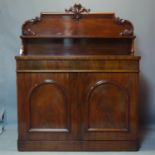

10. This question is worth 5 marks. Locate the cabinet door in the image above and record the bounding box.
[17,73,78,141]
[77,73,138,141]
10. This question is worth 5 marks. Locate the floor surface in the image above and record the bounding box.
[0,126,155,155]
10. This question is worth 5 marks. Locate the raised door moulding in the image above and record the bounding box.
[86,80,129,132]
[28,79,70,133]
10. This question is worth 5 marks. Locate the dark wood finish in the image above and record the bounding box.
[21,4,135,56]
[16,4,140,151]
[65,3,90,21]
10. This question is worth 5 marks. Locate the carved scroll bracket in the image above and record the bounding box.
[120,29,133,36]
[23,28,36,36]
[65,3,90,21]
[28,17,41,24]
[22,16,41,36]
[115,17,126,25]
[115,17,134,37]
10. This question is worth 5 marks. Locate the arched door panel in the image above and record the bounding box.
[29,80,68,132]
[23,73,73,141]
[78,73,136,141]
[87,80,128,132]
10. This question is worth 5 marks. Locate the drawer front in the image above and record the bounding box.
[16,59,139,73]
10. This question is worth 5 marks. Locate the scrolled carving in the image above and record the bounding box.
[65,3,90,20]
[23,28,36,36]
[120,29,133,36]
[86,80,129,132]
[115,17,126,25]
[22,16,41,35]
[28,16,41,24]
[115,17,134,36]
[29,79,70,131]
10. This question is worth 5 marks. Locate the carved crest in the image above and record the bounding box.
[65,3,90,20]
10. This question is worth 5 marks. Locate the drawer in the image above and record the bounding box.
[16,56,140,73]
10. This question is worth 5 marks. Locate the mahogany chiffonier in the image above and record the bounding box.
[15,4,140,151]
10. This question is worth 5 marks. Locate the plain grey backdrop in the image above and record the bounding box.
[0,0,155,127]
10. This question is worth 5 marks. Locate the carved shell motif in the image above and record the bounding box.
[65,3,90,20]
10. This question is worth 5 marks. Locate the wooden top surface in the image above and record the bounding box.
[15,55,140,60]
